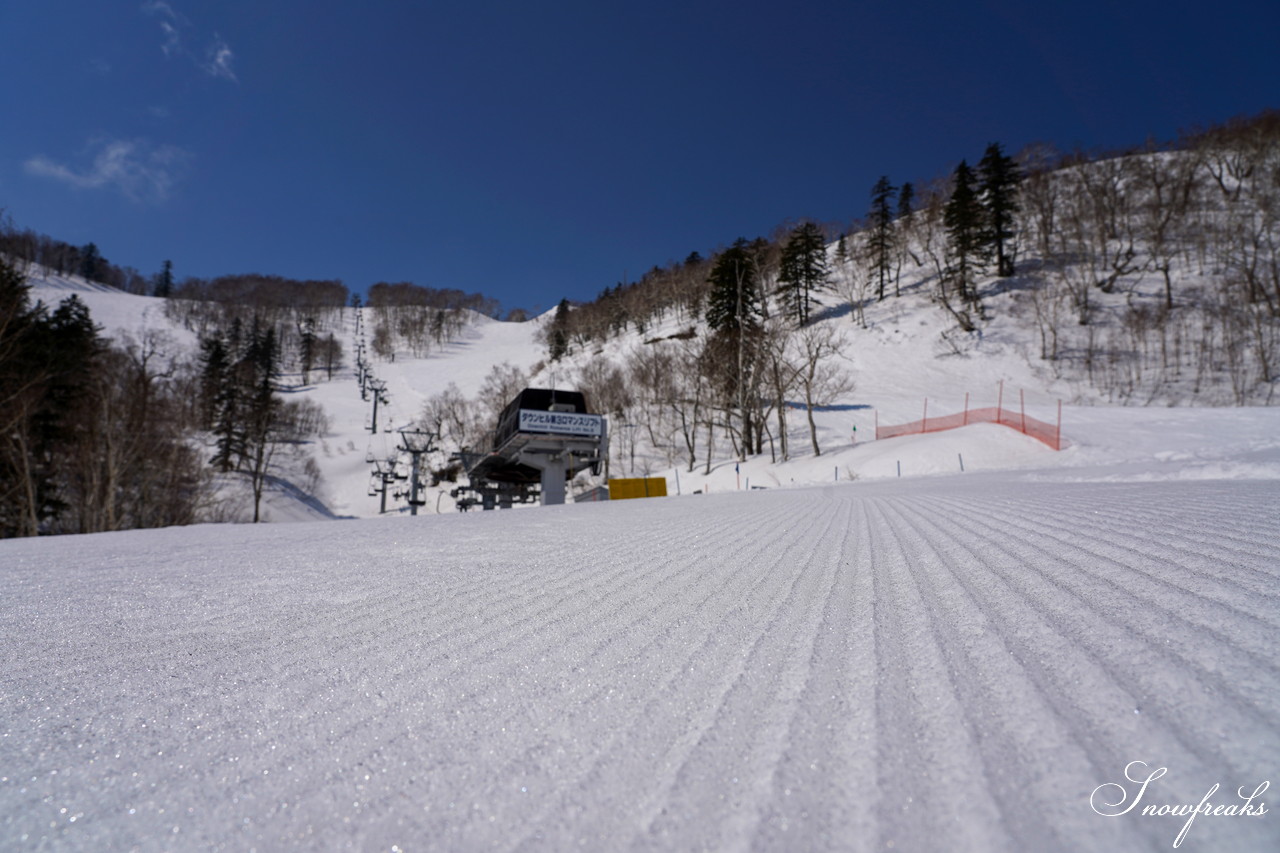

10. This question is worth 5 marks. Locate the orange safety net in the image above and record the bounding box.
[876,405,1065,450]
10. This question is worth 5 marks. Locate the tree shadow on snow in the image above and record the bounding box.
[784,401,872,412]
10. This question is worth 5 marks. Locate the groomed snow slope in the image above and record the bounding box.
[3,474,1277,851]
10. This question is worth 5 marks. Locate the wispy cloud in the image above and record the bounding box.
[25,138,191,204]
[202,35,237,82]
[141,0,177,16]
[141,1,237,82]
[142,0,184,55]
[159,20,182,57]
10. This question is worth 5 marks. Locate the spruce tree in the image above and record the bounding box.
[198,335,229,431]
[705,239,765,459]
[298,317,317,384]
[895,182,915,292]
[777,222,828,325]
[154,260,174,298]
[868,176,897,300]
[548,299,570,361]
[208,319,248,472]
[944,160,986,306]
[705,239,761,333]
[978,142,1022,277]
[78,243,103,283]
[0,262,108,535]
[244,323,281,523]
[897,181,915,222]
[27,296,102,528]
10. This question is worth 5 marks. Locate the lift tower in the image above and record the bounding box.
[457,388,606,509]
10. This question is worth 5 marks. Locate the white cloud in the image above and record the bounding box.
[202,35,237,82]
[142,0,184,56]
[141,0,176,15]
[141,1,237,82]
[158,20,181,57]
[25,139,191,204]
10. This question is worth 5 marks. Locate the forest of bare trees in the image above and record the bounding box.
[365,281,492,359]
[540,111,1280,413]
[0,220,152,295]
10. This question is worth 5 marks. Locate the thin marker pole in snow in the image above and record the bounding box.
[675,468,681,495]
[958,453,965,472]
[922,398,928,434]
[963,392,970,426]
[897,460,901,478]
[1020,389,1027,435]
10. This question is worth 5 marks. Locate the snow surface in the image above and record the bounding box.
[5,272,1278,850]
[2,474,1277,851]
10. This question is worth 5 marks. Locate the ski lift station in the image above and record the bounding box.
[456,388,607,509]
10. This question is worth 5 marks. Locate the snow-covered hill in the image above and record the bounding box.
[23,265,1280,523]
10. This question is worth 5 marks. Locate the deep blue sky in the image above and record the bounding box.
[2,1,1277,314]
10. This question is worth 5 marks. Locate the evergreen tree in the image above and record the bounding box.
[548,298,571,361]
[24,296,102,530]
[868,176,897,300]
[705,239,761,333]
[895,182,915,292]
[298,317,317,384]
[209,359,243,472]
[1,258,206,536]
[0,260,42,536]
[944,160,986,306]
[243,322,281,522]
[208,318,247,473]
[198,334,229,431]
[897,181,915,222]
[0,256,33,325]
[978,142,1022,277]
[705,239,766,457]
[777,222,828,325]
[78,243,103,283]
[154,260,174,298]
[38,296,101,436]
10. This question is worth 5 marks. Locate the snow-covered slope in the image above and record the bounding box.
[23,265,1280,520]
[2,471,1276,851]
[9,267,1279,851]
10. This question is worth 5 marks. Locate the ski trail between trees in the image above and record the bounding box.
[2,477,1277,851]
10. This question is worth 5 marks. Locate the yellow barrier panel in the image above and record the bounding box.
[607,477,668,500]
